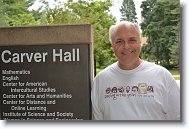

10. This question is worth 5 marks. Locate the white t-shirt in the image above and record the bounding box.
[91,60,180,120]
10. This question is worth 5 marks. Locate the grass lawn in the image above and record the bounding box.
[97,68,180,80]
[169,69,180,80]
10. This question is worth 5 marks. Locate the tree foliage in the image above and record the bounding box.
[120,0,137,23]
[0,0,117,74]
[140,0,180,68]
[39,0,117,73]
[0,0,9,25]
[0,0,40,26]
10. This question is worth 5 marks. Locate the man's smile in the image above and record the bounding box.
[121,50,135,55]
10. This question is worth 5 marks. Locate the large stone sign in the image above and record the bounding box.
[0,24,93,120]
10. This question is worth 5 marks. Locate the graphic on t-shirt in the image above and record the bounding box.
[112,87,118,93]
[118,87,124,93]
[132,86,138,94]
[138,83,147,94]
[126,86,130,93]
[105,83,154,100]
[106,87,111,94]
[147,86,154,93]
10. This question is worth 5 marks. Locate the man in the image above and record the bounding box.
[91,21,180,120]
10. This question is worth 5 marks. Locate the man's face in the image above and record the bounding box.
[111,24,141,64]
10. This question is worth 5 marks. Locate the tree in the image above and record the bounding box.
[140,0,180,68]
[0,0,117,74]
[0,0,41,26]
[0,0,9,26]
[10,13,41,26]
[120,0,137,23]
[40,0,116,74]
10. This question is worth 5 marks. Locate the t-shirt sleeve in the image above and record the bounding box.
[91,76,103,120]
[165,74,180,120]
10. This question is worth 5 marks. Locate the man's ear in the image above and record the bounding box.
[140,41,144,47]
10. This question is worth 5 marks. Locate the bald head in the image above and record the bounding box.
[109,21,141,44]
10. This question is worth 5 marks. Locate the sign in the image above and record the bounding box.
[0,25,93,120]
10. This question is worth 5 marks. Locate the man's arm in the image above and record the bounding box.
[166,79,180,120]
[91,77,103,120]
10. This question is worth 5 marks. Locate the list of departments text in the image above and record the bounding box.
[1,69,81,120]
